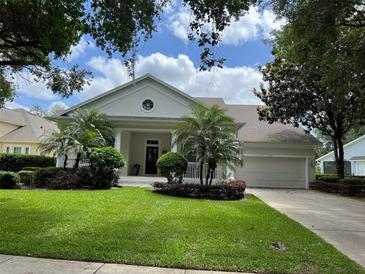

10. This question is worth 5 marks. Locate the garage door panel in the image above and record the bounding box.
[236,157,305,188]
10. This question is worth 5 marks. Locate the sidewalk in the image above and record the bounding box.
[0,254,252,274]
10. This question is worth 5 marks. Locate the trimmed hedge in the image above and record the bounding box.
[32,166,118,190]
[18,170,35,186]
[0,171,20,189]
[152,181,246,200]
[311,175,365,196]
[0,153,55,172]
[156,152,187,183]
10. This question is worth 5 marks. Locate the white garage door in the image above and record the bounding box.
[236,157,306,188]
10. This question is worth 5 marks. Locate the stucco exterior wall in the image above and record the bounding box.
[128,132,172,176]
[79,78,197,119]
[0,142,43,155]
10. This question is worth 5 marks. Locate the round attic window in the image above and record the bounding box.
[142,98,154,112]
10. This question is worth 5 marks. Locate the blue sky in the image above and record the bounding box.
[6,4,284,112]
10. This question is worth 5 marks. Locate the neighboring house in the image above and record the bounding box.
[54,74,318,189]
[0,108,57,155]
[316,135,365,176]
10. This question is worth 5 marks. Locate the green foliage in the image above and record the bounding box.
[0,188,363,273]
[0,171,20,189]
[152,182,245,200]
[39,130,74,169]
[17,170,35,186]
[33,167,65,188]
[89,147,126,171]
[175,104,241,185]
[22,167,41,171]
[89,147,126,189]
[0,153,55,172]
[40,109,113,168]
[255,0,365,180]
[156,152,187,183]
[0,0,257,106]
[0,1,90,106]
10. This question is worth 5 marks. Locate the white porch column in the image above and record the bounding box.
[114,128,122,152]
[171,132,177,152]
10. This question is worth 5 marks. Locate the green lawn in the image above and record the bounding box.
[0,188,363,274]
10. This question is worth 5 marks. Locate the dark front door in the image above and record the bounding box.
[145,146,159,174]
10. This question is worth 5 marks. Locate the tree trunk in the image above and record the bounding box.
[199,161,204,185]
[73,152,81,169]
[333,136,345,180]
[205,165,210,185]
[209,169,215,185]
[63,154,68,169]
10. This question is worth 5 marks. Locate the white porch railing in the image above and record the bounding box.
[185,162,225,180]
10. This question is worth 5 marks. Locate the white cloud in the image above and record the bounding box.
[14,73,56,101]
[168,5,286,45]
[67,37,94,61]
[4,101,29,110]
[78,52,262,104]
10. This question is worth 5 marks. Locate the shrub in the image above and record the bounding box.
[76,166,93,185]
[33,167,63,188]
[89,147,126,171]
[47,172,81,190]
[311,178,365,196]
[156,152,188,183]
[227,180,246,191]
[0,171,20,189]
[0,153,55,172]
[89,147,125,189]
[18,170,35,186]
[152,182,245,200]
[22,167,41,171]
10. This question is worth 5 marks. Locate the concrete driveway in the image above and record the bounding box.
[249,188,365,268]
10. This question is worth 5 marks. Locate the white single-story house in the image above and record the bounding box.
[55,74,318,188]
[317,135,365,176]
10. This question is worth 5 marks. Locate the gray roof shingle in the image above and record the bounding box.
[0,108,58,142]
[198,98,318,144]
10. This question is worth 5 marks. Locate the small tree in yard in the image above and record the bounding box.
[255,0,365,180]
[68,109,113,168]
[175,105,241,185]
[39,129,74,169]
[89,147,126,189]
[157,152,188,184]
[206,134,242,185]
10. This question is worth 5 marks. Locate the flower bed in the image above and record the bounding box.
[152,180,246,200]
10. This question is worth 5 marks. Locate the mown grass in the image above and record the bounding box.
[0,187,363,274]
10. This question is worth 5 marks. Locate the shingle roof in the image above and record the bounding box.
[0,108,58,142]
[198,97,318,144]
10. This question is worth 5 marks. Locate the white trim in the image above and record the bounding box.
[140,98,155,113]
[119,128,174,133]
[244,153,315,158]
[305,157,309,189]
[316,134,365,161]
[58,73,205,116]
[144,139,160,175]
[3,144,31,154]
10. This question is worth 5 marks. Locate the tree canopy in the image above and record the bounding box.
[1,0,257,105]
[255,0,365,179]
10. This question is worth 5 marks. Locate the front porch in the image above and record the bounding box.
[113,125,227,181]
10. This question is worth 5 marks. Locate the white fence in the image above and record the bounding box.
[185,162,224,180]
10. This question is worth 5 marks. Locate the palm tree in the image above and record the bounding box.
[68,109,113,168]
[39,129,73,169]
[206,133,243,185]
[175,104,240,185]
